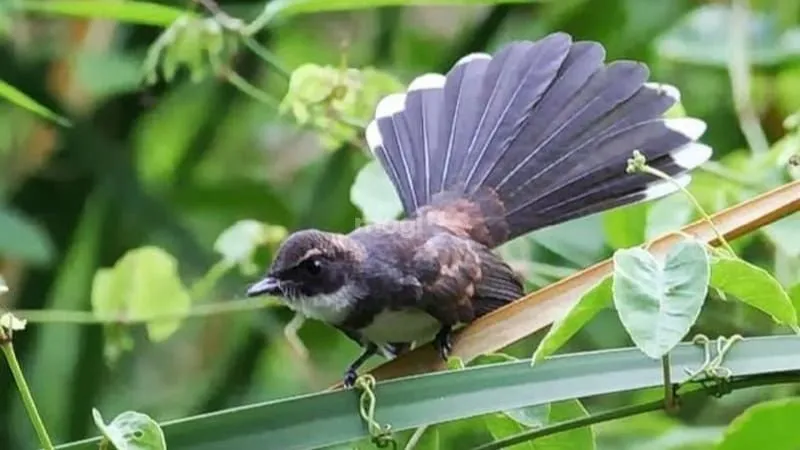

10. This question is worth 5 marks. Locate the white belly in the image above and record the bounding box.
[359,309,441,344]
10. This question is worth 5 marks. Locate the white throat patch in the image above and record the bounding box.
[287,286,358,324]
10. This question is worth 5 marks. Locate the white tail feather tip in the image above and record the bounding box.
[644,82,681,102]
[408,73,446,92]
[670,143,712,170]
[375,93,406,118]
[665,117,707,141]
[365,121,382,151]
[455,52,491,66]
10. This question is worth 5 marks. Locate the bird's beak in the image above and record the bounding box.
[246,276,282,297]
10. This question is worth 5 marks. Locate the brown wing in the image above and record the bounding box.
[412,232,524,326]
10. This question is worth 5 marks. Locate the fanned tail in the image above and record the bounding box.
[365,32,711,248]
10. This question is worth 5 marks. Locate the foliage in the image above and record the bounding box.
[1,0,800,450]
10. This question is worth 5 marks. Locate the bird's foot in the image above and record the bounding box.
[343,369,358,388]
[434,326,453,361]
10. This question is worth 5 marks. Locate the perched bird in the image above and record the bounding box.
[246,32,712,387]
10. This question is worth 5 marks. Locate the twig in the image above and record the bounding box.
[728,0,770,155]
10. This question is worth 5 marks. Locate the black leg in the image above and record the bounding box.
[433,326,453,361]
[344,342,379,388]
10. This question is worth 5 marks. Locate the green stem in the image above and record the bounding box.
[12,296,281,325]
[241,36,291,79]
[640,165,737,256]
[1,341,54,450]
[472,401,663,450]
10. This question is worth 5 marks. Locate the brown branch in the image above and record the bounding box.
[328,180,800,388]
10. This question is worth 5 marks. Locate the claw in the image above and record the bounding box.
[434,326,453,361]
[343,369,358,388]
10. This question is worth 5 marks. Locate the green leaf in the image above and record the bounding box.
[485,411,534,450]
[532,276,612,363]
[790,284,800,321]
[254,0,545,26]
[91,246,191,343]
[51,336,800,450]
[486,400,594,450]
[0,207,55,265]
[603,203,648,249]
[535,400,594,450]
[93,408,166,450]
[612,238,710,359]
[716,398,800,450]
[351,159,403,224]
[0,79,71,126]
[17,1,189,27]
[531,215,607,267]
[412,426,440,450]
[709,256,798,327]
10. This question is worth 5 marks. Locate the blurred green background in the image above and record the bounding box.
[1,0,799,449]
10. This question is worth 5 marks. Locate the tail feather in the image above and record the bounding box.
[365,33,712,248]
[437,53,492,193]
[460,34,573,188]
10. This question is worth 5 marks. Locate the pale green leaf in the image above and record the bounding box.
[18,0,189,27]
[91,246,191,342]
[710,256,798,327]
[505,405,550,429]
[351,159,403,224]
[0,207,55,265]
[612,238,710,359]
[0,79,70,126]
[532,276,612,363]
[646,194,694,241]
[93,408,166,450]
[213,219,279,274]
[761,214,800,258]
[716,398,800,450]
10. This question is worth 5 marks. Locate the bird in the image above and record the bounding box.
[246,32,712,387]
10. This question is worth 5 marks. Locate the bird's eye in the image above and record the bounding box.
[300,258,322,276]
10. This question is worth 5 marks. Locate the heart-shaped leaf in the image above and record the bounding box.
[612,238,710,359]
[93,408,166,450]
[710,256,797,327]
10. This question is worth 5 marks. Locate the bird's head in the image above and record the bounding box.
[245,229,362,303]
